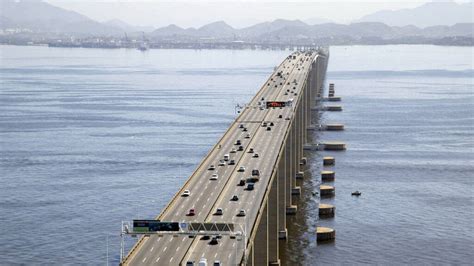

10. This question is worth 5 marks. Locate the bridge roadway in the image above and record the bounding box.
[124,51,320,265]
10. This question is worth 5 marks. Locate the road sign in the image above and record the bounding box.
[266,101,286,108]
[132,220,180,232]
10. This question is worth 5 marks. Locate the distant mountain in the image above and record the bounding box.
[197,21,235,38]
[239,19,308,38]
[103,19,155,33]
[304,17,334,26]
[355,1,474,27]
[0,0,120,35]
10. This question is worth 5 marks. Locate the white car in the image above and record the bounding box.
[210,173,218,180]
[182,190,190,197]
[237,209,246,217]
[230,148,237,153]
[218,160,225,166]
[208,165,215,170]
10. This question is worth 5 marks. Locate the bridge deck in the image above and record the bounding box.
[124,51,319,265]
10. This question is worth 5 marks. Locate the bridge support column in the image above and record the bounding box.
[285,129,297,214]
[291,122,301,196]
[254,204,268,266]
[268,172,280,265]
[278,147,287,238]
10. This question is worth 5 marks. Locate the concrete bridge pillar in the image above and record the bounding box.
[254,204,268,266]
[277,147,287,238]
[291,121,301,196]
[286,123,297,214]
[268,172,280,265]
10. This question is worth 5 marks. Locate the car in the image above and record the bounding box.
[284,92,288,95]
[228,159,235,165]
[247,176,260,183]
[267,126,271,131]
[243,127,248,132]
[230,148,236,153]
[238,166,245,172]
[285,117,290,120]
[270,122,274,126]
[224,154,229,161]
[208,165,215,170]
[200,235,210,240]
[248,148,254,153]
[209,236,219,245]
[235,140,241,145]
[238,146,244,151]
[294,92,298,95]
[261,97,265,101]
[218,160,225,166]
[210,173,218,180]
[214,208,223,215]
[187,208,196,216]
[237,209,246,217]
[278,115,283,118]
[246,183,254,190]
[231,195,239,201]
[182,190,190,197]
[239,124,244,129]
[253,153,259,158]
[261,122,267,127]
[186,261,195,266]
[238,179,246,186]
[252,169,260,176]
[199,258,208,266]
[245,133,250,139]
[213,261,222,266]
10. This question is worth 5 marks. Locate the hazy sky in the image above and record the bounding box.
[45,0,468,28]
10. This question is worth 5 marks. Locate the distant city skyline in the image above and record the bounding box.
[44,0,471,29]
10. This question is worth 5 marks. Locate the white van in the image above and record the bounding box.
[224,154,230,161]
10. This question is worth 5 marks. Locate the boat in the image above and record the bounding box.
[351,191,361,196]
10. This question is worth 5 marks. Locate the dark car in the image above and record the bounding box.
[238,179,246,186]
[238,145,244,151]
[228,159,235,165]
[209,236,219,245]
[267,127,271,131]
[231,195,239,201]
[235,140,241,145]
[246,183,255,191]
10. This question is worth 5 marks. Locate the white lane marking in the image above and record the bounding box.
[182,238,186,242]
[150,246,154,252]
[232,242,236,247]
[156,238,161,242]
[176,246,180,251]
[155,257,160,262]
[163,246,167,252]
[228,253,232,258]
[169,237,173,242]
[142,257,147,263]
[170,257,174,262]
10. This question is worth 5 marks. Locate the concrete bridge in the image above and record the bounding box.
[122,49,329,265]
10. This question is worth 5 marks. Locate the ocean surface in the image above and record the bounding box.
[0,45,472,265]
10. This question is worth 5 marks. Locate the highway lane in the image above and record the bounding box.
[182,57,300,264]
[125,56,295,265]
[183,53,315,265]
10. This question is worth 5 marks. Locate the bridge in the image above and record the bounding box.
[122,49,329,265]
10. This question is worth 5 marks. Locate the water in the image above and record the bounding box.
[0,45,472,265]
